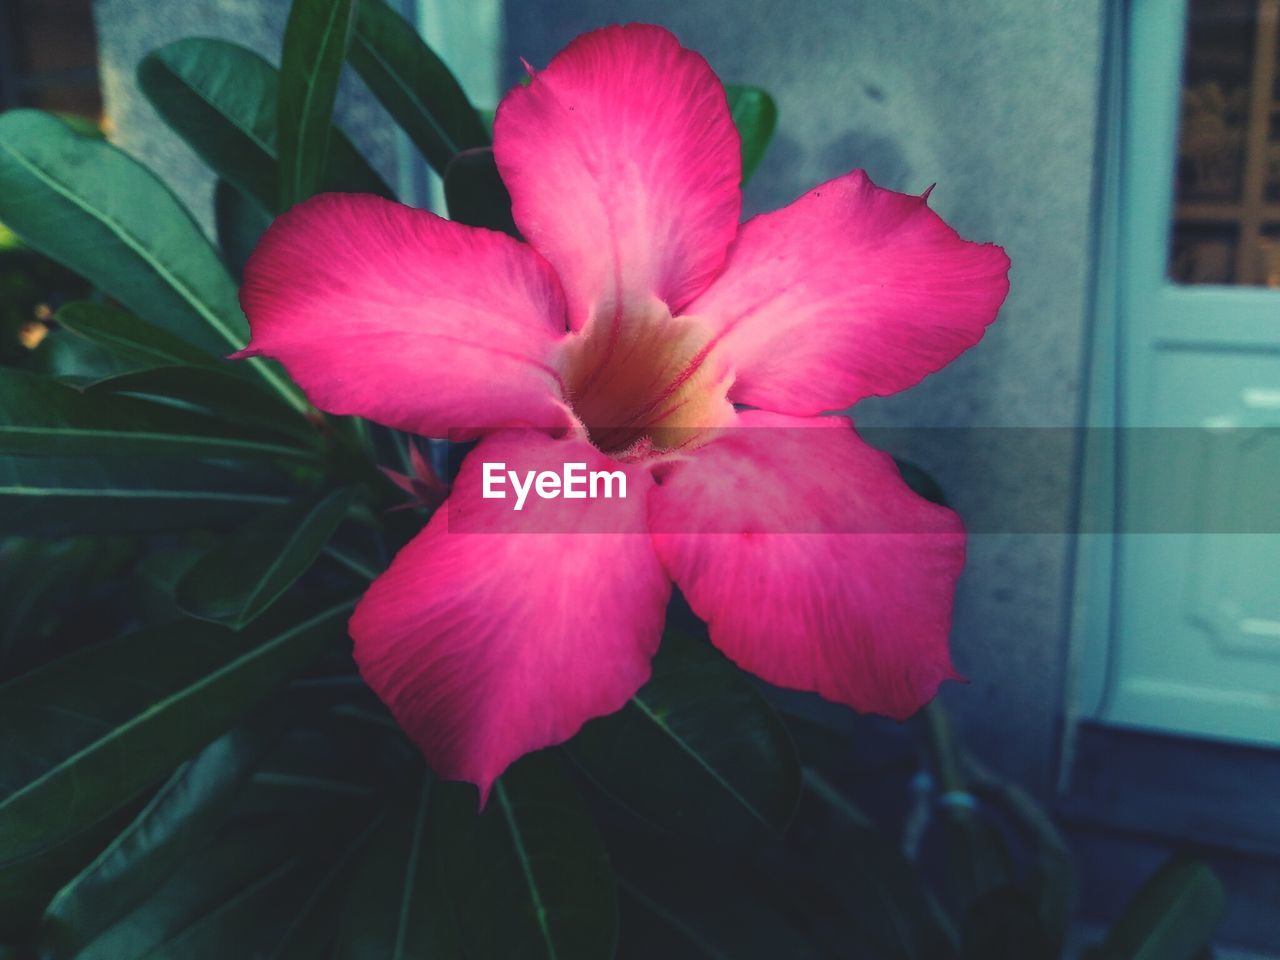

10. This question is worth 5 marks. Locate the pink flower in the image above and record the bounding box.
[237,24,1010,801]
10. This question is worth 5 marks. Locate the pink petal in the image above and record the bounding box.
[237,193,571,439]
[494,24,741,330]
[689,170,1011,415]
[351,429,670,801]
[648,411,965,719]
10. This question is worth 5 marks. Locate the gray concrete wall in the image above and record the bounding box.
[93,0,1108,797]
[504,0,1107,795]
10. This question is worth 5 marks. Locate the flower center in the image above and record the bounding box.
[559,299,731,458]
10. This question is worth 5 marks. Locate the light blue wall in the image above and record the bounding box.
[93,0,1109,796]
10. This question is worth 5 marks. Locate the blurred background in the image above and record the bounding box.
[1,0,1277,955]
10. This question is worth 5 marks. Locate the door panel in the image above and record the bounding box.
[1103,0,1280,744]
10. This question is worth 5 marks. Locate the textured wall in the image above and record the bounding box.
[505,0,1107,795]
[93,0,407,231]
[93,0,1108,796]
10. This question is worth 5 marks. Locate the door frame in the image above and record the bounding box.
[1062,0,1129,769]
[1061,0,1280,844]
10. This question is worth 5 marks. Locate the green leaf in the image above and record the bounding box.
[66,818,318,959]
[0,800,144,942]
[609,825,825,960]
[799,772,958,959]
[0,367,316,464]
[443,148,517,236]
[214,179,272,280]
[0,456,292,537]
[86,364,320,449]
[920,703,1010,914]
[278,0,360,208]
[0,538,110,676]
[348,0,489,175]
[961,886,1055,960]
[0,599,355,930]
[0,109,305,411]
[437,754,618,960]
[176,487,354,629]
[267,813,385,960]
[138,38,392,212]
[1086,857,1225,960]
[569,631,800,845]
[29,328,135,384]
[334,773,462,958]
[895,458,949,507]
[725,85,778,184]
[63,708,391,958]
[47,723,380,960]
[965,761,1072,952]
[50,114,105,140]
[39,717,281,958]
[55,302,216,370]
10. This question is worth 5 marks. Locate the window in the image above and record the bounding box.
[1171,0,1280,284]
[0,0,101,119]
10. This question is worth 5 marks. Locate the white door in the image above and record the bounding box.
[1104,0,1280,744]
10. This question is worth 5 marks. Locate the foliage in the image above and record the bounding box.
[0,0,1225,955]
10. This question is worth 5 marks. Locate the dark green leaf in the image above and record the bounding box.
[0,110,304,410]
[0,538,110,675]
[66,819,314,960]
[0,456,292,537]
[176,487,354,629]
[138,38,392,212]
[0,800,144,941]
[240,710,401,816]
[569,631,800,845]
[39,717,282,958]
[961,886,1055,960]
[966,759,1073,952]
[334,773,462,958]
[619,880,807,960]
[267,812,385,960]
[895,458,949,507]
[0,537,135,684]
[0,599,355,930]
[278,0,360,208]
[29,327,135,383]
[55,302,216,370]
[438,754,617,960]
[348,0,489,175]
[55,729,380,960]
[214,179,272,279]
[799,773,958,959]
[920,703,1010,913]
[443,148,517,236]
[1086,857,1225,960]
[87,364,320,449]
[610,827,824,960]
[725,85,777,184]
[0,367,316,464]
